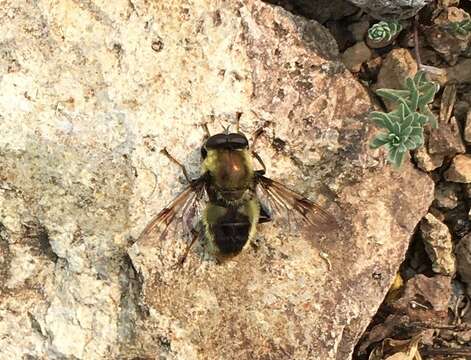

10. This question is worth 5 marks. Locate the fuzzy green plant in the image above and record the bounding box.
[445,19,471,37]
[368,20,403,42]
[370,71,439,168]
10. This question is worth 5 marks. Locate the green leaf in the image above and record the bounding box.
[400,125,413,138]
[413,112,428,126]
[370,133,390,149]
[368,20,403,41]
[388,146,406,168]
[421,106,438,128]
[405,78,419,110]
[399,143,408,152]
[401,110,415,128]
[371,111,395,131]
[376,88,409,103]
[409,126,423,138]
[369,70,439,169]
[418,83,439,106]
[401,99,414,116]
[413,71,426,87]
[391,120,401,135]
[404,133,424,149]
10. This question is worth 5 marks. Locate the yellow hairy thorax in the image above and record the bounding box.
[202,149,254,190]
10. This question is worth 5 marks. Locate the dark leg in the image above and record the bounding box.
[160,147,191,183]
[235,112,242,133]
[250,121,271,150]
[251,127,265,150]
[258,202,272,223]
[173,229,200,268]
[202,123,211,140]
[252,151,266,175]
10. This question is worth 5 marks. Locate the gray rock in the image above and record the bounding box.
[374,48,417,111]
[420,214,456,275]
[424,7,471,65]
[0,0,434,359]
[376,48,418,90]
[428,117,466,157]
[464,110,471,143]
[445,155,471,183]
[266,0,358,23]
[457,233,471,286]
[348,19,371,42]
[434,182,460,210]
[446,58,471,84]
[454,100,470,123]
[414,146,444,172]
[341,41,373,72]
[346,0,432,20]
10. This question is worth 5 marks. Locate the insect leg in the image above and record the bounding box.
[250,121,271,150]
[251,127,264,150]
[202,123,211,140]
[235,112,242,133]
[252,151,266,175]
[160,147,192,183]
[258,202,272,223]
[173,228,200,268]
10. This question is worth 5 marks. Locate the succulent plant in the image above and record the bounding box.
[370,71,439,168]
[375,71,439,128]
[368,20,403,42]
[370,104,426,168]
[445,19,471,37]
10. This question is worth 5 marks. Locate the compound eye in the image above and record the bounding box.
[227,133,249,149]
[205,134,228,149]
[205,133,249,150]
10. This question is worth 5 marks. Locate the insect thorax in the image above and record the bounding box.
[202,149,255,203]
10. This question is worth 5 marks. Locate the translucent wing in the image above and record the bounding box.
[137,176,207,246]
[255,174,337,232]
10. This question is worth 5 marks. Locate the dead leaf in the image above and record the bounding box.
[369,335,423,360]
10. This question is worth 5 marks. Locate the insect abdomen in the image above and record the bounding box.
[212,220,250,254]
[203,200,260,255]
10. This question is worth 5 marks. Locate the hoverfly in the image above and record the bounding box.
[138,121,337,266]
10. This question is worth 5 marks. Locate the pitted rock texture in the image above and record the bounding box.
[0,0,434,359]
[346,0,432,20]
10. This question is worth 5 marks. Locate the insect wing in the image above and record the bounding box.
[137,178,206,246]
[256,174,337,232]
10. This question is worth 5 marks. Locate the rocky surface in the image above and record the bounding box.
[445,154,471,183]
[414,145,444,172]
[456,233,471,287]
[348,19,370,42]
[374,48,418,111]
[420,214,456,275]
[346,0,432,20]
[424,7,471,65]
[428,117,465,156]
[0,0,434,359]
[376,49,418,91]
[446,58,471,83]
[465,110,471,143]
[264,0,358,23]
[341,41,372,72]
[433,182,460,209]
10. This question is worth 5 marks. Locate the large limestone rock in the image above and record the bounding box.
[0,0,434,359]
